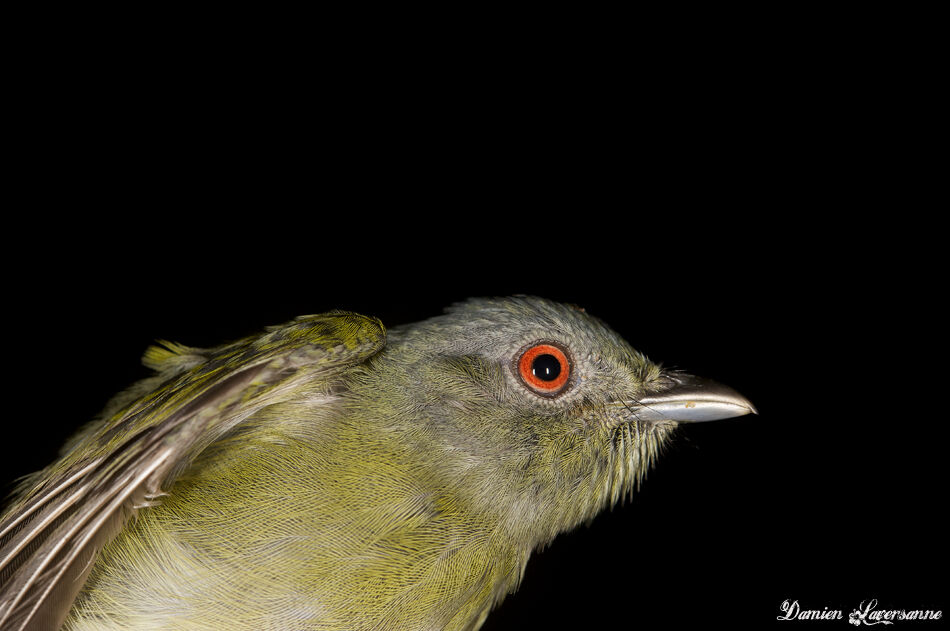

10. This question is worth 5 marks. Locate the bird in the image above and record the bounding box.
[0,296,755,630]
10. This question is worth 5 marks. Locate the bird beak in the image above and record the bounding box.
[629,372,757,423]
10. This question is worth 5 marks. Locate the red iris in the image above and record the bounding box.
[518,343,571,394]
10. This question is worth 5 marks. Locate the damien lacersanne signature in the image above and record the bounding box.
[778,599,943,625]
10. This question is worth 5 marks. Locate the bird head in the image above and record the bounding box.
[357,296,755,544]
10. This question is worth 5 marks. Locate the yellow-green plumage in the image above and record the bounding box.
[0,297,742,631]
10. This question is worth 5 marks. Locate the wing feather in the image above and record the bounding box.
[0,312,385,631]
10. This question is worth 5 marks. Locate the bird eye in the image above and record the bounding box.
[517,343,571,396]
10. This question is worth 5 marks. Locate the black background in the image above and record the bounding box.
[2,15,944,630]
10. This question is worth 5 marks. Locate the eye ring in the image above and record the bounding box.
[516,342,572,396]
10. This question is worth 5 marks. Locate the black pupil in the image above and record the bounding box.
[532,354,561,381]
